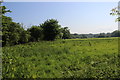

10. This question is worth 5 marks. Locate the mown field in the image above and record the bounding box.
[2,37,120,78]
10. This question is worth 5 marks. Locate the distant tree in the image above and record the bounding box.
[111,30,120,37]
[80,34,87,38]
[27,26,43,42]
[88,33,94,38]
[73,33,78,35]
[61,27,71,39]
[98,33,106,38]
[40,19,61,41]
[106,33,111,37]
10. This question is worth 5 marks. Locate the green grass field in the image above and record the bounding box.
[2,37,120,78]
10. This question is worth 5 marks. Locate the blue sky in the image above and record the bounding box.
[3,2,118,34]
[4,0,120,2]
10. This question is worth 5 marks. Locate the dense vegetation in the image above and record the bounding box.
[2,37,119,78]
[1,4,71,47]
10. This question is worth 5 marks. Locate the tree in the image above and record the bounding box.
[98,33,106,38]
[18,27,30,44]
[80,34,87,38]
[71,33,80,39]
[110,7,120,37]
[110,6,120,22]
[111,30,120,37]
[40,19,61,41]
[2,10,16,46]
[61,27,71,39]
[1,5,30,46]
[0,2,12,46]
[27,26,43,42]
[106,33,111,37]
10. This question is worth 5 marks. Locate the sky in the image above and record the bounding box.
[4,0,120,2]
[3,2,118,34]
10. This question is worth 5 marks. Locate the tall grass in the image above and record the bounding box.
[2,37,120,78]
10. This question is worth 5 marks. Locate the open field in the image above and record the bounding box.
[2,37,120,78]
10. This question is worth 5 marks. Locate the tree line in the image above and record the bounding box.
[1,3,120,47]
[1,5,71,47]
[71,30,120,39]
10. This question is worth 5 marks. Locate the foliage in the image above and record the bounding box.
[2,18,18,46]
[27,26,43,42]
[40,19,61,41]
[1,6,30,46]
[2,15,30,46]
[2,6,11,15]
[61,27,71,39]
[98,33,106,38]
[111,30,120,37]
[2,37,119,78]
[110,6,120,22]
[19,30,30,44]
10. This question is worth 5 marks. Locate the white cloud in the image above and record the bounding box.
[4,0,120,2]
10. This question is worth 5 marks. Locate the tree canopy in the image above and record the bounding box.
[27,25,43,42]
[40,19,61,41]
[110,6,120,22]
[1,5,30,46]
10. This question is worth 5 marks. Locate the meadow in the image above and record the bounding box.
[2,37,120,78]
